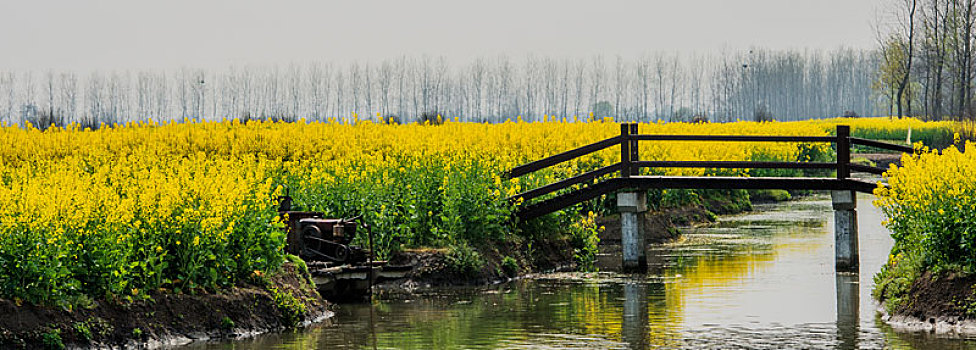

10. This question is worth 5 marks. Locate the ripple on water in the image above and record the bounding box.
[677,323,887,350]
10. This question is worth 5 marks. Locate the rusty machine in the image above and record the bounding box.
[277,195,369,264]
[276,194,410,301]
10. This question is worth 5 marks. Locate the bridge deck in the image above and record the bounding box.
[516,176,880,220]
[625,176,879,192]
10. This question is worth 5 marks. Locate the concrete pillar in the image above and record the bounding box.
[832,190,858,272]
[618,192,648,272]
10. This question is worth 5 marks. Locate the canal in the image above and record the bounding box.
[188,195,976,349]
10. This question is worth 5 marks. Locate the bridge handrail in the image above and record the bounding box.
[850,137,916,153]
[630,134,836,142]
[506,135,623,179]
[507,123,920,219]
[508,163,622,202]
[632,160,836,170]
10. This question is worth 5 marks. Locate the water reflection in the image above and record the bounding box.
[836,273,859,350]
[188,196,976,349]
[621,283,648,349]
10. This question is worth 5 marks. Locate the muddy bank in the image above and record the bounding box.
[859,152,903,170]
[878,271,976,335]
[372,207,702,296]
[371,191,793,297]
[597,206,713,245]
[0,263,329,349]
[374,205,727,297]
[373,237,576,297]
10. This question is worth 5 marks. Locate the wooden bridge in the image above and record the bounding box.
[506,123,917,272]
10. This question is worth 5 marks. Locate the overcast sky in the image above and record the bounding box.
[0,0,884,71]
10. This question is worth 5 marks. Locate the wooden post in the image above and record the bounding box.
[836,125,850,180]
[833,125,858,272]
[619,124,646,271]
[620,123,631,178]
[629,123,639,176]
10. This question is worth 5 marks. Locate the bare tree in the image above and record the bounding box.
[2,49,889,126]
[891,0,918,118]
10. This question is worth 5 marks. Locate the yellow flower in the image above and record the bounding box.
[0,115,958,305]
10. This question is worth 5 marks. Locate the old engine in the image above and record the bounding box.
[277,195,368,265]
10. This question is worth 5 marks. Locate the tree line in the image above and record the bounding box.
[0,49,884,128]
[878,0,976,120]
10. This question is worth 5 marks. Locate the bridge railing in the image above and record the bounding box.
[506,123,918,208]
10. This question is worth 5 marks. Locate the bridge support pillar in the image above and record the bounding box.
[619,192,648,272]
[832,190,859,272]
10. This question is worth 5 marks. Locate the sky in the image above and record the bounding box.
[0,0,885,71]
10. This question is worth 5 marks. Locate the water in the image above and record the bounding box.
[188,195,976,349]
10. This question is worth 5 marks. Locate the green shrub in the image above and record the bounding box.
[446,243,484,278]
[220,316,236,330]
[268,286,306,328]
[873,250,924,313]
[73,321,92,342]
[748,189,792,202]
[569,212,601,272]
[40,328,63,350]
[500,256,519,277]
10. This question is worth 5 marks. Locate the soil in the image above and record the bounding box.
[878,271,976,335]
[366,201,746,298]
[889,271,976,320]
[374,237,575,297]
[0,263,330,349]
[858,153,903,170]
[597,207,703,245]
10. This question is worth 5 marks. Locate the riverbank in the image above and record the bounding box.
[372,237,577,297]
[371,189,791,298]
[869,140,976,336]
[187,192,960,350]
[0,263,329,349]
[877,270,976,335]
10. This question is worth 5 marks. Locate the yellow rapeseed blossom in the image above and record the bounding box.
[0,116,953,305]
[874,139,976,267]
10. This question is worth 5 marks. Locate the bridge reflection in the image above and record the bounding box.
[836,273,860,350]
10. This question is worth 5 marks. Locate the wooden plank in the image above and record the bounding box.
[506,136,623,178]
[837,126,850,180]
[631,134,835,142]
[623,176,876,192]
[629,123,639,176]
[849,179,882,193]
[507,163,622,202]
[515,176,882,220]
[632,161,836,169]
[850,137,916,153]
[620,124,631,178]
[517,178,625,220]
